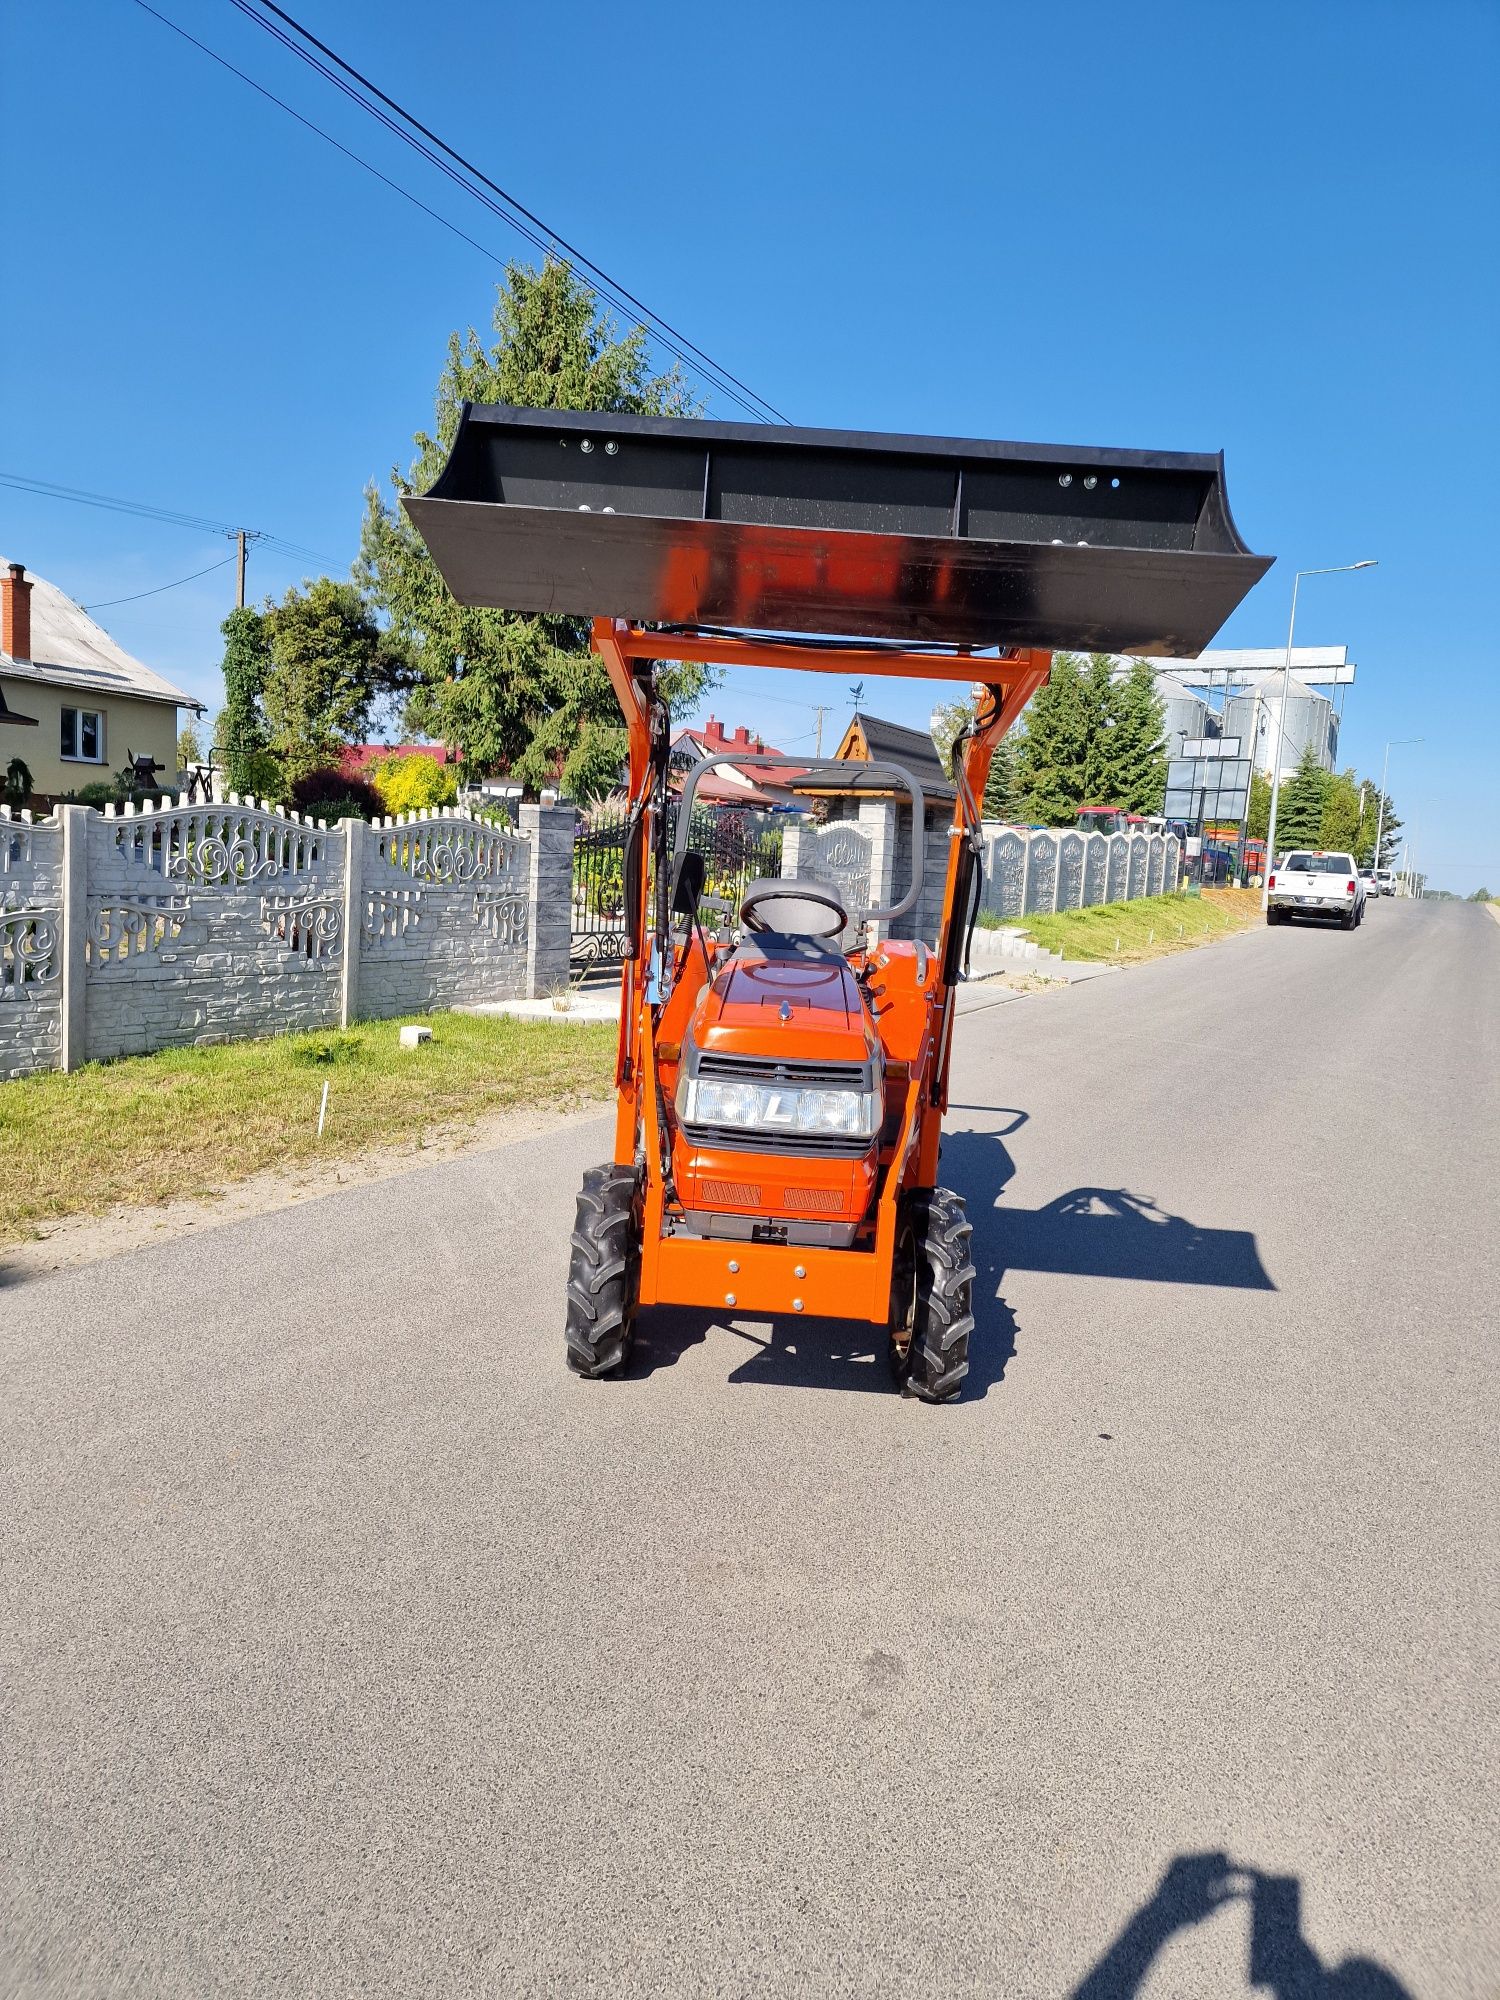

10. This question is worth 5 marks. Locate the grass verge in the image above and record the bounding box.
[0,1012,616,1245]
[999,887,1264,964]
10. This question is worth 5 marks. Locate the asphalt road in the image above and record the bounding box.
[5,900,1497,1999]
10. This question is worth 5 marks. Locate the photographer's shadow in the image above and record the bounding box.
[1073,1853,1411,1998]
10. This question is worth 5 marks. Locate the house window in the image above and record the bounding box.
[61,707,104,763]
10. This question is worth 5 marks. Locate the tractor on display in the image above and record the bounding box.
[407,405,1268,1398]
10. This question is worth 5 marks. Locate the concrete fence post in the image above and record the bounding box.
[59,803,89,1072]
[523,802,575,998]
[339,817,364,1028]
[857,797,897,942]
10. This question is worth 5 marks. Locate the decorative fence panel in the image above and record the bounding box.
[984,828,1028,921]
[84,799,346,1062]
[1105,834,1129,902]
[1147,835,1167,897]
[1127,834,1149,900]
[0,810,63,1081]
[0,798,571,1080]
[1082,836,1109,907]
[1023,832,1059,915]
[360,811,532,1015]
[1057,833,1086,912]
[1165,835,1182,893]
[782,820,873,947]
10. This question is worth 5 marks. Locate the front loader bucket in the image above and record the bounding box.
[404,405,1271,657]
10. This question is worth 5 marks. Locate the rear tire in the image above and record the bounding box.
[888,1190,976,1402]
[565,1163,642,1378]
[1341,907,1356,930]
[1266,908,1283,926]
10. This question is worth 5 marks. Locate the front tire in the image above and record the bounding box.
[888,1190,976,1402]
[565,1163,641,1378]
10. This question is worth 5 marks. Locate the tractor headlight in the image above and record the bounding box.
[680,1076,880,1140]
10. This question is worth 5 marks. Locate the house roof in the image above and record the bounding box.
[825,711,956,803]
[670,716,809,808]
[0,557,198,709]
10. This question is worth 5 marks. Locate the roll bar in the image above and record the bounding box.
[673,751,926,926]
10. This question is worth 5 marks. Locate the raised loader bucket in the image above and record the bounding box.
[404,405,1271,656]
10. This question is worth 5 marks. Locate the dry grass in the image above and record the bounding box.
[0,1013,615,1245]
[1011,887,1264,964]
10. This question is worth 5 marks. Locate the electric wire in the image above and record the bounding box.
[129,1,511,287]
[0,470,337,570]
[83,555,238,609]
[226,0,791,425]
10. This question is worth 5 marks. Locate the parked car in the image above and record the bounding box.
[1266,851,1365,929]
[1359,867,1380,901]
[1375,868,1398,896]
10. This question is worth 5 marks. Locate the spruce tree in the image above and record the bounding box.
[1016,653,1093,825]
[1102,658,1168,814]
[1273,743,1331,853]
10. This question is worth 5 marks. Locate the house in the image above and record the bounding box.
[825,712,955,805]
[669,715,808,809]
[1,559,199,802]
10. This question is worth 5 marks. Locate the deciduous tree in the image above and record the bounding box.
[358,258,717,800]
[260,579,404,786]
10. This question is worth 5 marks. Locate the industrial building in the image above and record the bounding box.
[1130,645,1354,779]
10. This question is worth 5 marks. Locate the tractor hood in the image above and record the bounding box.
[687,943,876,1069]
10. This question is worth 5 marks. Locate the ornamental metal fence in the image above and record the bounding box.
[570,802,784,967]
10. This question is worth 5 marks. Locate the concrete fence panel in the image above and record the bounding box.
[83,798,345,1063]
[0,808,63,1081]
[357,807,536,1017]
[1056,831,1086,912]
[1105,834,1129,902]
[983,827,1028,921]
[1165,835,1182,893]
[1147,834,1166,897]
[1082,833,1109,907]
[1024,832,1059,915]
[1127,834,1149,900]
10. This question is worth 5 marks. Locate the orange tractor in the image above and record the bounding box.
[407,405,1268,1397]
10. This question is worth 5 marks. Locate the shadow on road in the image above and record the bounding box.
[628,1110,1269,1398]
[1072,1852,1411,1997]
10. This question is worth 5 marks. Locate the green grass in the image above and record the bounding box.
[989,887,1264,964]
[0,1012,616,1244]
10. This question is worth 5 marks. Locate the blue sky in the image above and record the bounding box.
[4,0,1496,890]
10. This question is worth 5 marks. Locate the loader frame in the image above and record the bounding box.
[593,616,1051,1324]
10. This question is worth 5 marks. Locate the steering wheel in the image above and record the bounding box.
[739,879,849,939]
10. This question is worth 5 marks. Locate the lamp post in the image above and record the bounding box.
[1373,737,1421,876]
[1261,561,1378,909]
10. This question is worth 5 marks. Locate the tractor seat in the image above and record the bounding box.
[739,878,849,940]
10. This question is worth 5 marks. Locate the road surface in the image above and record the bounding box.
[5,900,1497,1997]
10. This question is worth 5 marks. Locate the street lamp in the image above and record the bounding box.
[1373,737,1421,877]
[1261,561,1378,908]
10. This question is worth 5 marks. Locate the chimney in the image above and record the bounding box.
[703,715,725,748]
[2,563,33,663]
[733,724,751,747]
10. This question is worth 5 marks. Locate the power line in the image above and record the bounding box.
[0,470,338,569]
[226,0,791,425]
[83,555,238,609]
[130,2,513,291]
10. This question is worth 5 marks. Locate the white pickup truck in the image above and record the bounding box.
[1266,850,1366,929]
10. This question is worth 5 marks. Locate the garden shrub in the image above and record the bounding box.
[369,752,458,815]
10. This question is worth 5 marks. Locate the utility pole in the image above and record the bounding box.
[234,529,247,609]
[812,705,829,756]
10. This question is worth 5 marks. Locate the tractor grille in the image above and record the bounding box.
[696,1053,865,1091]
